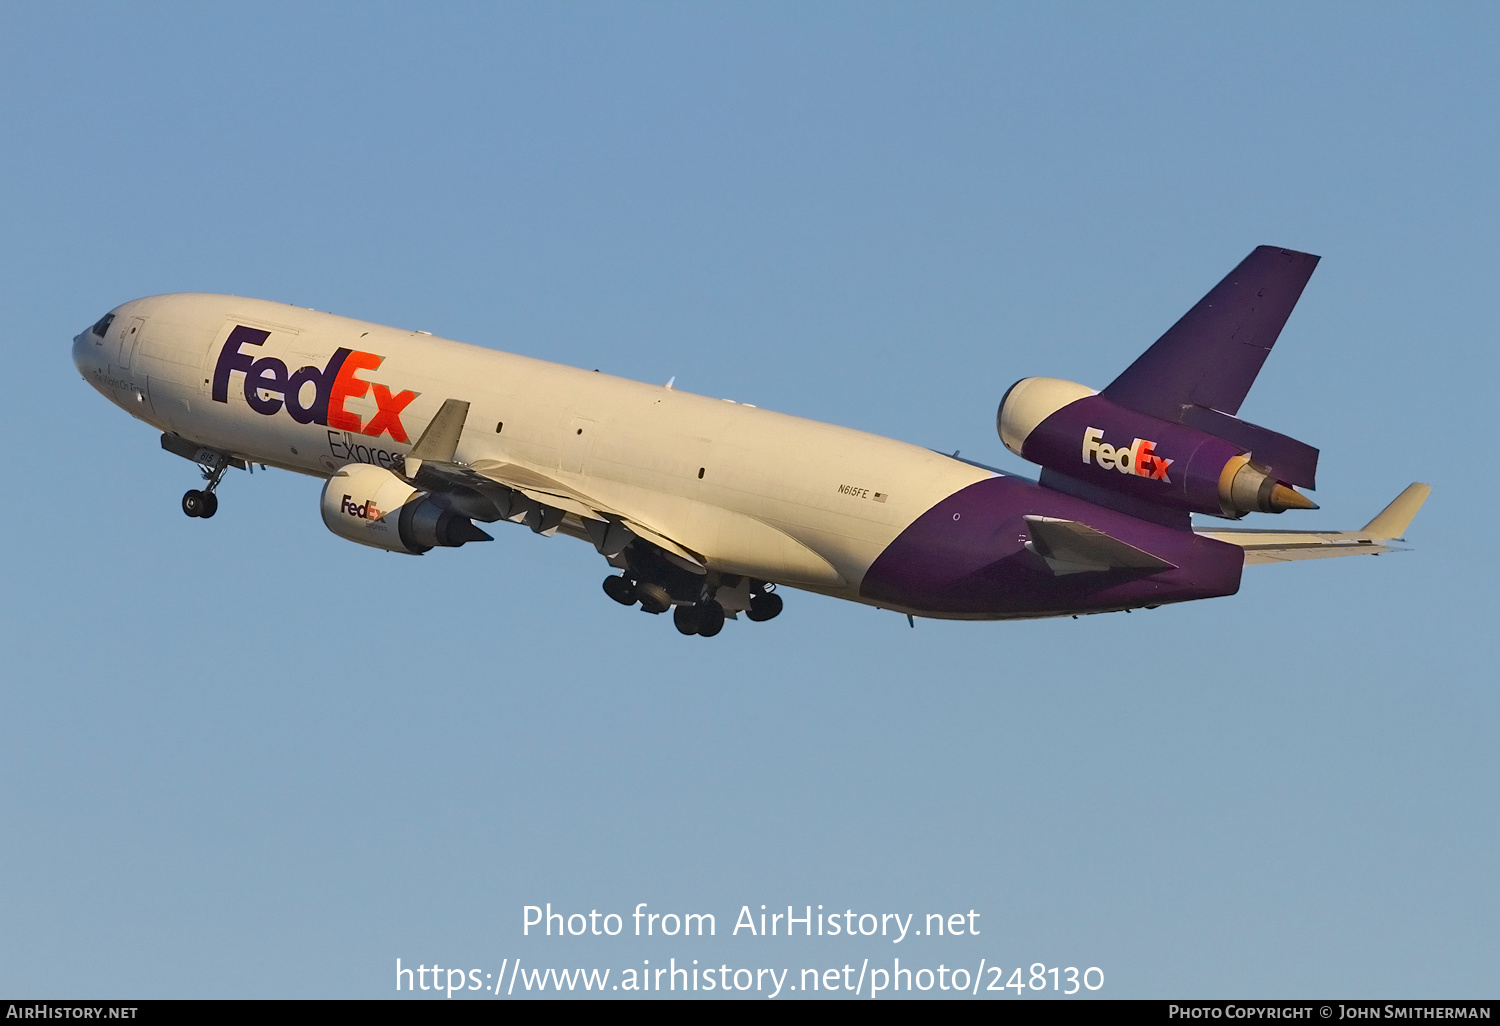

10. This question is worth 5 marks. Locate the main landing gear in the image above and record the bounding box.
[601,573,783,638]
[674,600,726,637]
[746,588,783,622]
[602,574,637,606]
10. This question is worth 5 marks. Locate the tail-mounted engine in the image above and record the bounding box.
[320,464,492,554]
[998,377,1317,519]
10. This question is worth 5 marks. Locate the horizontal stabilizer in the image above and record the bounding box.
[1195,483,1430,565]
[1362,482,1432,538]
[1023,515,1177,576]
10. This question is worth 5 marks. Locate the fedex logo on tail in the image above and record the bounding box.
[1082,427,1172,482]
[212,325,418,442]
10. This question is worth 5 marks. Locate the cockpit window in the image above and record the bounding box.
[89,313,116,338]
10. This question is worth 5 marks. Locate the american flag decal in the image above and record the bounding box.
[873,492,888,503]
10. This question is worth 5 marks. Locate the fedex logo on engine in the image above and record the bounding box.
[212,325,418,442]
[1082,427,1172,482]
[340,494,384,521]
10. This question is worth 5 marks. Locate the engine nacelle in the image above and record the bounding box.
[998,377,1315,519]
[320,464,492,554]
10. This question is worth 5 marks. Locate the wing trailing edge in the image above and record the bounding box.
[399,397,842,584]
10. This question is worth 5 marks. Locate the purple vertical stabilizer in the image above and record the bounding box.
[1102,246,1319,421]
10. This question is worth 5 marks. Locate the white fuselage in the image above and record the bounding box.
[75,293,994,606]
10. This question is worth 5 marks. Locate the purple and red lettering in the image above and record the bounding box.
[213,326,414,437]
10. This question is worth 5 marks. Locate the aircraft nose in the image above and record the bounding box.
[73,310,116,377]
[72,327,100,377]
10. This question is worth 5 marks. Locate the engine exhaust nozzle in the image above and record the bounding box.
[1219,455,1318,515]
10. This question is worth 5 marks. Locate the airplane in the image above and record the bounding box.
[71,245,1428,637]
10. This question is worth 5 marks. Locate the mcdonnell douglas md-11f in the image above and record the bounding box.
[73,246,1428,637]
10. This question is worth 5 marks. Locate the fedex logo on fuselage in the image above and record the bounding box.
[1081,426,1172,482]
[212,325,418,442]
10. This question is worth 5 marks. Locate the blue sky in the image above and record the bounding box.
[1,3,1494,998]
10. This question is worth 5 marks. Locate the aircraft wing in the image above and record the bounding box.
[402,399,710,570]
[471,458,714,569]
[1195,483,1430,565]
[467,458,620,520]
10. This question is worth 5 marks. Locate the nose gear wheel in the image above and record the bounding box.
[182,490,218,518]
[181,451,231,519]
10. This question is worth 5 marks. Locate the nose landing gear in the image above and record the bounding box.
[181,458,229,519]
[181,488,218,518]
[175,444,240,516]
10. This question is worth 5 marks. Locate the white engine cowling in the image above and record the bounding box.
[996,377,1097,457]
[320,464,491,554]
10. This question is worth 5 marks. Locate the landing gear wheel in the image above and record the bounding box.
[602,575,637,606]
[198,491,219,519]
[673,604,701,635]
[636,582,671,614]
[746,591,783,621]
[696,600,726,637]
[182,490,206,518]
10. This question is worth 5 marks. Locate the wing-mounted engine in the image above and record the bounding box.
[998,377,1317,520]
[320,463,491,554]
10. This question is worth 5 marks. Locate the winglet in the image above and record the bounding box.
[1361,483,1431,539]
[409,399,470,462]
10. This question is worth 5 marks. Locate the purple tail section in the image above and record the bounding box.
[1098,245,1322,488]
[1103,246,1319,418]
[859,476,1244,618]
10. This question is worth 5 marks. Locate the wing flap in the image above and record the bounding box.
[419,447,841,585]
[468,458,709,571]
[467,459,615,515]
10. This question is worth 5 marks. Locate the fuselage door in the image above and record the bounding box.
[116,317,146,371]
